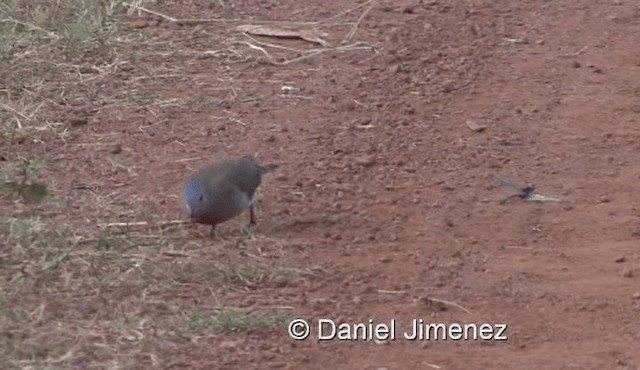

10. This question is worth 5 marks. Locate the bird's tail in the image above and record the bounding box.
[260,163,279,174]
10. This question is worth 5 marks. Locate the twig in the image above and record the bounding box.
[428,297,472,315]
[377,289,406,294]
[123,1,368,27]
[280,95,314,100]
[242,33,306,53]
[559,46,588,58]
[503,37,528,44]
[122,3,178,22]
[341,0,376,45]
[320,0,373,24]
[244,41,274,61]
[101,220,189,228]
[273,42,374,66]
[504,245,532,250]
[162,251,188,257]
[75,234,188,245]
[0,101,30,121]
[201,305,295,310]
[122,2,317,25]
[0,18,60,39]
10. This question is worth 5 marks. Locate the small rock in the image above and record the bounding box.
[388,64,402,74]
[598,195,612,204]
[572,60,581,68]
[356,117,373,128]
[266,134,276,142]
[588,65,603,73]
[130,19,149,29]
[465,119,486,132]
[355,155,376,167]
[67,117,88,127]
[111,143,122,154]
[441,80,456,93]
[632,292,640,300]
[614,256,626,263]
[219,340,240,348]
[402,6,414,14]
[623,268,635,278]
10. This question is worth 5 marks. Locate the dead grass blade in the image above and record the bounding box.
[237,25,331,47]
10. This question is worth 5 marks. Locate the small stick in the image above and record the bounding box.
[428,297,472,315]
[242,33,306,53]
[162,251,188,257]
[101,220,189,228]
[0,18,60,39]
[559,46,588,58]
[341,0,376,45]
[274,42,374,66]
[244,41,274,60]
[0,102,30,121]
[504,245,532,250]
[320,0,373,24]
[123,2,362,27]
[123,2,317,25]
[377,289,406,294]
[123,3,178,22]
[201,305,295,310]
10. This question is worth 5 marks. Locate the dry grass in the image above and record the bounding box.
[0,215,314,367]
[0,0,145,136]
[0,1,321,367]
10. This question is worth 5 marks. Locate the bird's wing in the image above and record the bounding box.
[228,157,263,198]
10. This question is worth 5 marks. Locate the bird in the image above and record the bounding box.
[182,155,279,236]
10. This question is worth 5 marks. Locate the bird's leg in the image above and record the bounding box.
[209,224,217,238]
[249,205,257,226]
[241,206,258,236]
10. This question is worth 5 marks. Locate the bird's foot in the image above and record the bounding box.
[209,225,218,239]
[240,222,258,236]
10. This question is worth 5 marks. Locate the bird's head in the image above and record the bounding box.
[183,179,206,219]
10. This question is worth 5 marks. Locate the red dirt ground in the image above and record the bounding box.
[28,0,640,369]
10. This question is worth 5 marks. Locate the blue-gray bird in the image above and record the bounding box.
[183,155,279,235]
